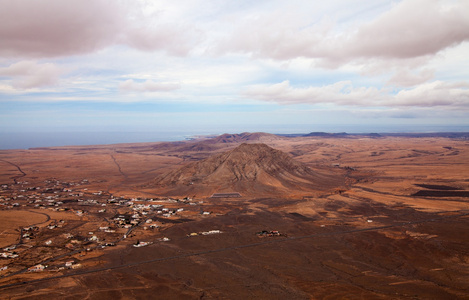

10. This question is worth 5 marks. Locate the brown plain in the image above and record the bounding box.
[0,133,468,299]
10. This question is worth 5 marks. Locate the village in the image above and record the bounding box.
[0,178,221,279]
[0,134,468,298]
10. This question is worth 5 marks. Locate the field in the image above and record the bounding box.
[0,133,468,299]
[0,211,49,248]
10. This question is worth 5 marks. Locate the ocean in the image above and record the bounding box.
[0,132,199,150]
[2,125,468,150]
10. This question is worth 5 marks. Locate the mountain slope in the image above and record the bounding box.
[207,132,281,144]
[166,132,283,160]
[154,143,345,197]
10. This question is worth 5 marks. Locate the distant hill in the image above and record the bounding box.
[206,132,281,144]
[382,132,469,138]
[171,132,283,156]
[277,132,469,139]
[305,132,349,137]
[154,143,345,197]
[278,132,382,138]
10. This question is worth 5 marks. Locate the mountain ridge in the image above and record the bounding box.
[154,143,345,197]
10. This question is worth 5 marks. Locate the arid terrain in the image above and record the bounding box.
[1,132,469,299]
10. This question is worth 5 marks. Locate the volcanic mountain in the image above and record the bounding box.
[154,143,345,197]
[206,132,281,144]
[171,132,282,155]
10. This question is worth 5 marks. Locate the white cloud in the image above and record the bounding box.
[394,81,469,107]
[216,0,469,70]
[243,80,469,108]
[0,0,201,58]
[341,0,469,60]
[0,61,63,89]
[0,0,123,58]
[0,0,468,121]
[123,26,196,57]
[2,0,468,66]
[119,79,180,92]
[387,69,434,87]
[244,80,383,106]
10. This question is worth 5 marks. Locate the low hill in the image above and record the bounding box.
[206,132,281,144]
[154,143,345,197]
[169,132,283,157]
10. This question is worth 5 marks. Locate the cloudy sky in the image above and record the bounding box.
[1,0,469,146]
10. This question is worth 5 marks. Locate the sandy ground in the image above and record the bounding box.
[0,135,468,299]
[0,211,49,247]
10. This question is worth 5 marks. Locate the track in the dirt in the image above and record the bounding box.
[1,209,468,290]
[0,159,27,183]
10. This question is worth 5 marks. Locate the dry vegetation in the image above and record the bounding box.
[0,133,468,299]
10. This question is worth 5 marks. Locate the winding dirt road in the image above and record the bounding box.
[0,159,26,184]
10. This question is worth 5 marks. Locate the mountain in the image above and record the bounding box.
[304,132,349,137]
[168,132,283,159]
[154,143,345,197]
[205,132,281,144]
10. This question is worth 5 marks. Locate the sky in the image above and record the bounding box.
[1,0,469,147]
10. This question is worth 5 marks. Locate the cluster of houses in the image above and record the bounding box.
[127,199,188,217]
[65,260,81,269]
[112,214,141,228]
[1,179,88,210]
[0,178,222,277]
[27,260,81,272]
[21,226,40,241]
[111,201,188,229]
[0,178,136,212]
[187,230,222,237]
[28,264,45,272]
[256,230,282,237]
[133,241,153,247]
[1,178,202,218]
[1,248,19,259]
[47,220,65,229]
[132,235,172,248]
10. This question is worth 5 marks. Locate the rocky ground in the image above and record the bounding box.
[0,133,468,299]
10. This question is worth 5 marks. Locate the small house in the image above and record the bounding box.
[28,264,45,272]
